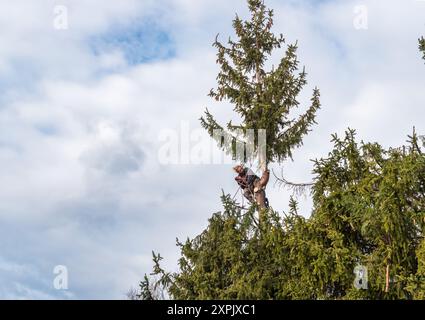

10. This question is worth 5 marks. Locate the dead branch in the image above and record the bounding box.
[272,168,314,197]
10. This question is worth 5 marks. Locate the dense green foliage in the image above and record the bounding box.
[140,130,425,299]
[200,0,320,165]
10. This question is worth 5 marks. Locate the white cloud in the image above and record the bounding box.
[0,0,424,298]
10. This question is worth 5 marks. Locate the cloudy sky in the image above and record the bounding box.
[0,0,424,299]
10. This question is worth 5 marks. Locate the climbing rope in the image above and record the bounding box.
[232,187,240,201]
[231,186,250,210]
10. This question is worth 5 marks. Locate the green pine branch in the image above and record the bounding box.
[201,0,320,167]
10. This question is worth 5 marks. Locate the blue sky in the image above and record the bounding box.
[0,0,424,299]
[90,19,176,65]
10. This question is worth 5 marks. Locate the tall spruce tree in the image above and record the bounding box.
[138,130,425,300]
[200,0,320,171]
[420,37,425,61]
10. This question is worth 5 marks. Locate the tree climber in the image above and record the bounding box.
[233,165,270,209]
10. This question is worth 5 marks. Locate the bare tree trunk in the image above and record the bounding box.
[385,264,390,293]
[254,170,270,209]
[255,190,267,209]
[256,67,261,84]
[254,39,268,211]
[258,146,267,174]
[257,168,270,189]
